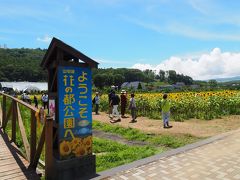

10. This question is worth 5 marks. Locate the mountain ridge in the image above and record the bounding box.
[214,76,240,82]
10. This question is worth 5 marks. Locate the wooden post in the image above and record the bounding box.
[11,100,17,142]
[30,110,36,165]
[0,97,2,127]
[16,103,30,161]
[30,124,46,170]
[45,117,53,180]
[3,101,13,131]
[2,95,6,129]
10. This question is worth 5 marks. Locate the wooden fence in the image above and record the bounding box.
[0,92,53,177]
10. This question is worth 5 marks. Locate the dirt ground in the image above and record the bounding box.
[93,112,240,138]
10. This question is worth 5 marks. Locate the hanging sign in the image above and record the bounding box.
[58,66,92,159]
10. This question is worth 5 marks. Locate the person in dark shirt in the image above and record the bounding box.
[110,91,121,123]
[34,95,38,108]
[93,92,100,115]
[108,90,114,118]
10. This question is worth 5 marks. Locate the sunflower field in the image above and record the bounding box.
[98,90,240,120]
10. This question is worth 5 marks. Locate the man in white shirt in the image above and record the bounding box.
[41,93,48,109]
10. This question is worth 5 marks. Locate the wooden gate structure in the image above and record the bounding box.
[0,92,53,179]
[0,37,98,180]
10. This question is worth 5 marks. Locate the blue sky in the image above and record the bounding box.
[1,0,240,80]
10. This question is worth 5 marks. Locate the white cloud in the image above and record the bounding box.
[188,0,213,15]
[187,0,240,26]
[37,35,52,43]
[167,23,240,41]
[123,16,240,41]
[132,48,240,80]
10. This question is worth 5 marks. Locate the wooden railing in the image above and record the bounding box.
[0,92,53,177]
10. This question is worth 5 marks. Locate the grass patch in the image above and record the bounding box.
[93,137,160,172]
[149,134,199,148]
[93,121,151,141]
[93,120,202,148]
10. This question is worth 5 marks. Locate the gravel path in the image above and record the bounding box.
[93,112,240,138]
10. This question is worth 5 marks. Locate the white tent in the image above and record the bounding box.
[23,85,41,93]
[0,82,48,92]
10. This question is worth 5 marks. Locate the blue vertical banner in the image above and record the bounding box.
[58,66,92,159]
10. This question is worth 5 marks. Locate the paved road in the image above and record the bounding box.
[96,129,240,180]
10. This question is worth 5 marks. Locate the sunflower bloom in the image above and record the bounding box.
[60,141,71,156]
[74,145,87,157]
[71,137,81,150]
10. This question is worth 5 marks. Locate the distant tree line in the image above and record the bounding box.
[0,48,193,88]
[93,68,193,89]
[92,68,156,89]
[156,70,193,85]
[0,48,47,81]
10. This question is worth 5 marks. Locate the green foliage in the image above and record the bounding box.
[208,79,218,88]
[92,68,152,89]
[93,121,151,141]
[166,70,193,85]
[93,74,106,89]
[137,82,142,90]
[0,48,47,81]
[92,68,194,89]
[92,121,201,148]
[149,134,198,148]
[114,74,125,87]
[93,137,157,172]
[159,70,165,82]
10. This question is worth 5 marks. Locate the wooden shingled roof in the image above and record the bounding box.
[41,37,98,69]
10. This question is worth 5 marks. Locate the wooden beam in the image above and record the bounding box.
[11,101,17,143]
[30,124,45,169]
[0,99,2,127]
[0,92,37,112]
[41,37,98,69]
[57,48,64,61]
[3,101,13,131]
[2,96,6,128]
[48,92,57,98]
[16,103,30,161]
[49,70,58,92]
[30,111,36,165]
[57,41,98,68]
[45,117,53,179]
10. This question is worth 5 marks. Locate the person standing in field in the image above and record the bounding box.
[120,90,127,118]
[110,91,121,123]
[129,93,137,123]
[92,92,100,115]
[161,93,172,128]
[108,89,114,118]
[34,95,38,108]
[41,93,48,109]
[25,93,31,104]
